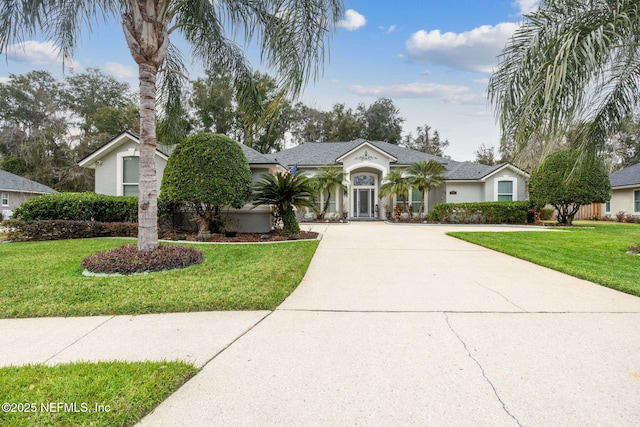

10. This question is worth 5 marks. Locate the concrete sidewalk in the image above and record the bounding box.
[138,223,640,426]
[3,223,640,425]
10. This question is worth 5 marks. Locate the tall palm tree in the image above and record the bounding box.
[312,167,346,215]
[379,169,410,212]
[1,0,343,251]
[252,171,317,235]
[488,0,640,164]
[406,160,445,215]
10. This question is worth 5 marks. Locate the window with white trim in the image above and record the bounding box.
[497,180,513,201]
[122,156,139,196]
[605,200,611,213]
[635,190,640,213]
[1,192,8,206]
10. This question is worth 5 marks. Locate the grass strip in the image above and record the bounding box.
[448,221,640,297]
[0,238,319,318]
[0,361,198,427]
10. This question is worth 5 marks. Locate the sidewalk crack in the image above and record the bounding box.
[474,281,528,312]
[44,315,116,364]
[444,313,523,427]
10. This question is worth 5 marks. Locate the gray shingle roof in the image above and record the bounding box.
[239,144,278,165]
[610,163,640,188]
[0,169,57,194]
[268,140,505,180]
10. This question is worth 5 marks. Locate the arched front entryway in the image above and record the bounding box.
[348,170,381,219]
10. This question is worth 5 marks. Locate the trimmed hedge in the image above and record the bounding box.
[13,192,138,222]
[3,219,138,242]
[431,201,530,224]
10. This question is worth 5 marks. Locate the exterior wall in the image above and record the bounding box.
[608,187,640,217]
[94,139,167,196]
[484,169,527,202]
[444,182,484,203]
[1,191,48,219]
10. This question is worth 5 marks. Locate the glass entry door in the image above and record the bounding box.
[353,188,375,218]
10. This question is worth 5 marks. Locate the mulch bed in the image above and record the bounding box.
[161,230,319,243]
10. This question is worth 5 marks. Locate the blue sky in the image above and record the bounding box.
[0,0,538,161]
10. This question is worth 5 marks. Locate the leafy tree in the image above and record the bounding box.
[329,103,363,142]
[604,116,640,170]
[489,0,640,162]
[474,143,497,166]
[379,169,410,212]
[3,0,342,251]
[312,167,346,216]
[64,68,135,136]
[360,98,404,144]
[190,69,235,135]
[160,133,252,237]
[529,148,611,225]
[252,171,317,235]
[406,160,445,215]
[403,125,450,157]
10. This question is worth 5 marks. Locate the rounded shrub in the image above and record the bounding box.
[82,244,204,275]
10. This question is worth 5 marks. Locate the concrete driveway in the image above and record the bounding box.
[139,223,640,426]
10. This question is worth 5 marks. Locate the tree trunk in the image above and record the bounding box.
[137,62,159,251]
[122,2,169,252]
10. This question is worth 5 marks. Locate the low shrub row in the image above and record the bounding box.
[13,192,138,222]
[82,244,204,275]
[430,201,530,224]
[3,219,138,242]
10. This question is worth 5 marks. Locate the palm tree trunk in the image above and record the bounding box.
[137,62,159,252]
[421,189,426,215]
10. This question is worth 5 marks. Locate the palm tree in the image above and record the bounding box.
[252,171,317,235]
[312,167,346,216]
[2,1,343,251]
[406,160,445,215]
[488,0,640,164]
[379,169,410,212]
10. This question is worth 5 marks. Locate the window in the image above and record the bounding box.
[1,192,8,206]
[605,200,611,213]
[122,156,139,196]
[497,180,513,201]
[353,175,375,186]
[411,188,422,212]
[635,190,640,213]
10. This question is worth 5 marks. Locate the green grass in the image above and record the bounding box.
[0,238,319,318]
[0,361,198,427]
[448,221,640,297]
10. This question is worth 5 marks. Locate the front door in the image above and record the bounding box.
[354,188,375,218]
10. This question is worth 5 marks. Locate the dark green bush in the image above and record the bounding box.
[82,244,204,275]
[431,201,530,224]
[13,192,138,222]
[4,219,138,242]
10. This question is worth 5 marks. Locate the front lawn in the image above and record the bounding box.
[0,238,319,318]
[448,221,640,297]
[0,361,197,427]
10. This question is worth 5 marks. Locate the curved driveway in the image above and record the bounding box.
[141,223,640,426]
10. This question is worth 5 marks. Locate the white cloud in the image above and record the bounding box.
[473,78,490,85]
[378,25,397,34]
[348,82,484,105]
[420,69,431,76]
[0,77,11,84]
[514,0,539,15]
[4,40,80,68]
[405,22,520,73]
[337,9,366,31]
[103,62,136,79]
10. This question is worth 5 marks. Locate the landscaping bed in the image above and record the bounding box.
[161,230,319,242]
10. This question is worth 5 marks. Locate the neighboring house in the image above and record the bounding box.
[78,131,282,232]
[80,133,530,229]
[603,163,640,218]
[269,139,529,219]
[0,169,57,219]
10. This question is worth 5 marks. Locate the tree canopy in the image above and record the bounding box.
[489,0,640,164]
[529,148,611,225]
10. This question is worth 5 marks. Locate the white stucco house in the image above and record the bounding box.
[0,169,57,220]
[603,163,640,217]
[79,132,529,231]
